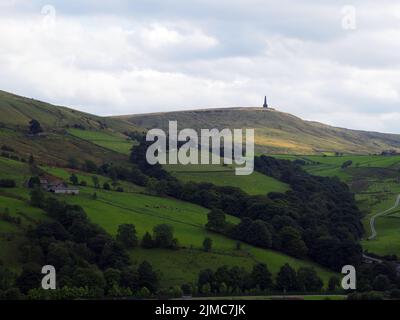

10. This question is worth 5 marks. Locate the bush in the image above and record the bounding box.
[203,237,212,252]
[141,232,154,249]
[103,182,111,190]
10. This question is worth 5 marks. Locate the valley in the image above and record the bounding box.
[1,89,400,299]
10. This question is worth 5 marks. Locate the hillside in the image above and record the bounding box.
[0,90,138,166]
[0,90,340,297]
[115,107,400,155]
[0,157,334,290]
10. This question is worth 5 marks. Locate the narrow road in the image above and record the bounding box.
[368,194,400,240]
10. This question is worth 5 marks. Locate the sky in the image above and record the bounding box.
[1,1,400,133]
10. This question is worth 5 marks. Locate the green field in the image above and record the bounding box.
[165,163,289,195]
[0,160,334,288]
[275,154,400,256]
[55,187,333,287]
[68,128,135,155]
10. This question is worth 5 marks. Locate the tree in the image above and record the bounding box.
[328,276,340,292]
[29,119,43,135]
[69,173,79,185]
[372,275,391,292]
[205,209,226,232]
[203,237,213,252]
[30,187,45,208]
[104,268,121,290]
[16,263,42,294]
[83,160,97,173]
[0,264,16,291]
[138,261,159,293]
[275,263,299,292]
[279,226,308,259]
[72,267,106,297]
[153,224,174,248]
[297,267,323,292]
[103,182,111,190]
[341,160,353,169]
[121,266,139,292]
[141,232,154,249]
[246,220,272,248]
[116,224,138,248]
[251,263,273,291]
[92,176,100,188]
[68,157,79,169]
[198,269,214,293]
[28,176,40,188]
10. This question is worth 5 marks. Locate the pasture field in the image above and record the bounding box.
[276,154,400,256]
[68,128,135,155]
[0,157,31,184]
[0,159,334,288]
[53,186,333,287]
[165,163,290,195]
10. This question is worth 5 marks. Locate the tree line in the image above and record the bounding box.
[128,138,363,271]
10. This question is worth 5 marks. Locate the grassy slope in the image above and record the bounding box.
[165,163,289,195]
[67,128,135,155]
[0,90,135,132]
[58,187,333,287]
[276,154,400,256]
[0,159,334,287]
[114,107,400,155]
[0,90,138,166]
[0,155,55,271]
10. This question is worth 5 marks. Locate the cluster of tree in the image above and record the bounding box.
[140,224,179,250]
[116,222,179,250]
[127,141,364,272]
[3,194,160,299]
[68,159,149,189]
[197,263,325,296]
[341,160,353,169]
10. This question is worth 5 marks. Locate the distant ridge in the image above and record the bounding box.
[2,88,400,155]
[114,107,400,155]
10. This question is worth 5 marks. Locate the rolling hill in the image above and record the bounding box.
[0,90,138,166]
[115,107,400,155]
[0,90,340,295]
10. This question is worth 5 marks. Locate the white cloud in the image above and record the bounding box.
[1,1,400,133]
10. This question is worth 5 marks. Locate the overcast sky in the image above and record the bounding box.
[1,1,400,133]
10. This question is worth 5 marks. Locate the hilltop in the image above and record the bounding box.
[115,107,400,155]
[3,89,400,155]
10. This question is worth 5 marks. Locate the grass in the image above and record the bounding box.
[68,128,135,155]
[0,160,334,288]
[165,163,289,195]
[42,166,144,193]
[52,185,334,287]
[0,157,31,185]
[276,154,400,257]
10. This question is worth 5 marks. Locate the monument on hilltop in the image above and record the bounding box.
[263,96,268,108]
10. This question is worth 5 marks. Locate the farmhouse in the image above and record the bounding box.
[49,185,79,195]
[33,174,80,195]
